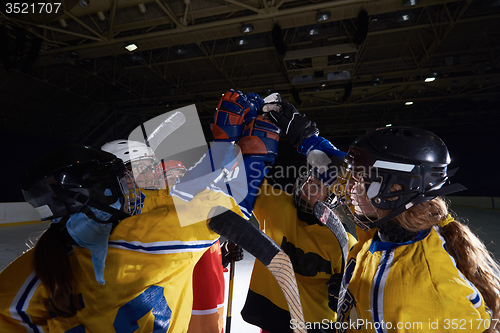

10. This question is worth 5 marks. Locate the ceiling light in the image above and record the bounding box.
[344,55,350,59]
[79,0,88,8]
[241,24,253,34]
[402,0,419,6]
[371,76,382,86]
[59,19,68,28]
[424,77,435,82]
[405,101,413,105]
[398,14,411,22]
[309,28,319,36]
[237,38,248,46]
[317,11,330,22]
[176,48,186,55]
[125,44,138,52]
[138,3,147,14]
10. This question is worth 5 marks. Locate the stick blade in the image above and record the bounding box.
[147,111,186,151]
[313,201,349,267]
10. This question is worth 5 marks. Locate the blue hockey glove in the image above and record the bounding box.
[265,102,319,147]
[238,115,281,164]
[211,90,264,142]
[244,92,265,125]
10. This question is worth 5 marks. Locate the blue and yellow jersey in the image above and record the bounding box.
[241,179,357,333]
[0,189,242,333]
[338,223,492,333]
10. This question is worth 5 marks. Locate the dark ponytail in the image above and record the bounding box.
[33,221,81,317]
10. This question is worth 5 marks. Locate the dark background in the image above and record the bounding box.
[1,0,499,202]
[1,120,497,203]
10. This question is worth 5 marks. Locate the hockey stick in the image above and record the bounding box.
[208,206,306,333]
[226,257,235,333]
[313,201,349,268]
[313,201,350,315]
[145,111,186,151]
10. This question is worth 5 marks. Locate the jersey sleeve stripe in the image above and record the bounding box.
[109,239,218,254]
[9,272,45,333]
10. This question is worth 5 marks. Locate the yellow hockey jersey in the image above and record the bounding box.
[241,179,357,333]
[0,189,242,333]
[337,223,492,333]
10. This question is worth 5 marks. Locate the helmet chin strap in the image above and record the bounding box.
[51,186,131,222]
[369,182,467,229]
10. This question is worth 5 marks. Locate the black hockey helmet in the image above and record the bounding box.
[22,144,131,223]
[336,126,466,230]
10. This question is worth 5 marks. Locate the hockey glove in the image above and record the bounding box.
[238,115,281,164]
[211,90,264,142]
[244,92,265,125]
[265,102,319,147]
[326,273,343,312]
[221,240,244,269]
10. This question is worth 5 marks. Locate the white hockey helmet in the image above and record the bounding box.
[101,140,156,164]
[101,140,165,190]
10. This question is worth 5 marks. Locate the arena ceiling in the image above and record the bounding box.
[1,0,499,153]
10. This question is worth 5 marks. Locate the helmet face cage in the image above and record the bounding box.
[128,156,166,190]
[292,168,333,214]
[334,165,385,231]
[119,170,143,216]
[162,160,187,186]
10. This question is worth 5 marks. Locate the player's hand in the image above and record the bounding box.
[210,90,265,142]
[211,90,251,142]
[221,240,244,268]
[243,92,265,125]
[264,102,319,147]
[326,273,343,312]
[237,115,281,164]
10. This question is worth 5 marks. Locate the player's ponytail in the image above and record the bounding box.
[439,219,500,332]
[33,221,81,317]
[394,197,500,332]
